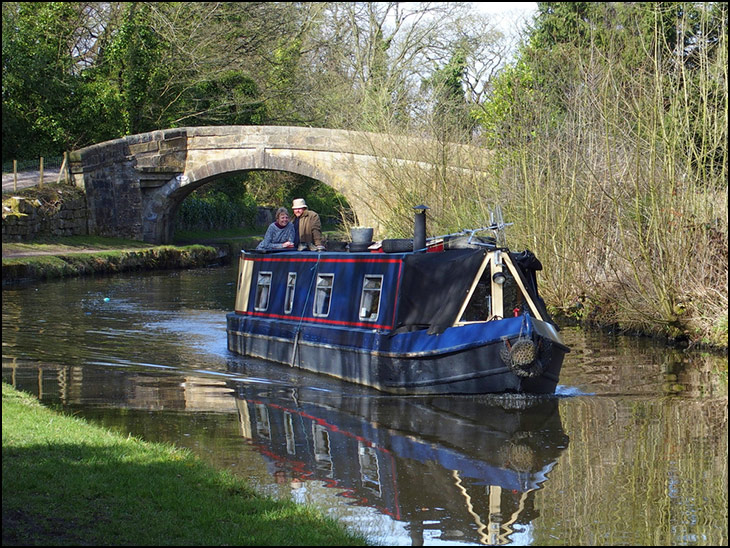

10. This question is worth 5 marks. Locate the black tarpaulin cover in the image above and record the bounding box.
[394,248,488,335]
[509,250,555,326]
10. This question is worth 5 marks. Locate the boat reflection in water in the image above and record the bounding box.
[230,382,569,545]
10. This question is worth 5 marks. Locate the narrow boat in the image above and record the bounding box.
[226,207,569,394]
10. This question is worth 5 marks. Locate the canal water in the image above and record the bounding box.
[2,265,727,546]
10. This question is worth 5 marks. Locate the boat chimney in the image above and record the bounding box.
[413,205,429,252]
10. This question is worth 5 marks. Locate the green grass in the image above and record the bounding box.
[2,235,155,255]
[2,383,369,546]
[2,236,227,283]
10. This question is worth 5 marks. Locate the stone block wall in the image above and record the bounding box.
[2,192,88,242]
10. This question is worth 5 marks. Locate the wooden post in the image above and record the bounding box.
[13,159,18,191]
[39,156,44,188]
[56,152,68,185]
[490,251,504,320]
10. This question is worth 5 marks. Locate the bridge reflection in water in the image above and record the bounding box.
[3,362,568,545]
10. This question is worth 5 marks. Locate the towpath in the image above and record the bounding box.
[2,168,62,193]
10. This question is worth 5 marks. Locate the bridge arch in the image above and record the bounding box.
[68,125,485,244]
[145,150,350,243]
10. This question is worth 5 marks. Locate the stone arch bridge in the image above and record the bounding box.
[68,126,486,244]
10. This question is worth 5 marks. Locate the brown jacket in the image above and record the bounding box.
[296,209,323,249]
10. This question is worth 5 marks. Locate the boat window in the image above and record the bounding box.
[462,270,492,321]
[284,412,296,455]
[358,442,382,496]
[501,271,524,317]
[254,404,271,440]
[285,273,297,314]
[312,424,333,477]
[359,275,383,321]
[255,271,272,311]
[313,274,334,317]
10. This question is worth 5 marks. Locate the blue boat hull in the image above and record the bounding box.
[226,312,567,394]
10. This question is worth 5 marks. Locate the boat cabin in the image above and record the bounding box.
[233,244,553,336]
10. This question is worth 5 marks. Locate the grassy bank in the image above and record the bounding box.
[2,236,228,284]
[2,383,369,546]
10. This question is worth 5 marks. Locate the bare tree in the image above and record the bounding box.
[294,2,507,133]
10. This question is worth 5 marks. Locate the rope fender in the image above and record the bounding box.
[500,335,552,378]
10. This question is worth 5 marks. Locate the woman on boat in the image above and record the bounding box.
[256,207,295,251]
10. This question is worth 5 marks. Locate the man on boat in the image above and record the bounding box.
[292,198,325,251]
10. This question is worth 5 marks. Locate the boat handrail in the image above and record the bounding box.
[428,224,513,249]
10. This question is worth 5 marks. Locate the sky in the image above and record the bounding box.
[475,2,538,37]
[476,1,538,19]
